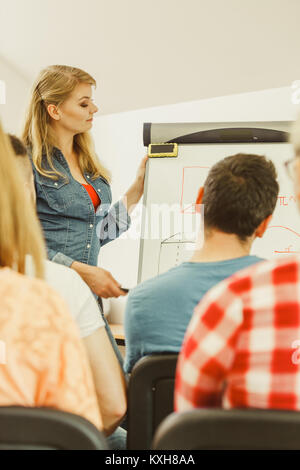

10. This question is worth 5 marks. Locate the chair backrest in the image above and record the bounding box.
[152,409,300,450]
[0,406,108,450]
[127,354,178,450]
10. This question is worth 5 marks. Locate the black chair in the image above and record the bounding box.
[0,406,108,449]
[152,408,300,450]
[127,354,178,450]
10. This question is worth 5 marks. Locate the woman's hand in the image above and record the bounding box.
[123,155,148,214]
[71,261,127,298]
[134,155,148,195]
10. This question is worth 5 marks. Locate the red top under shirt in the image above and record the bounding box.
[82,184,101,210]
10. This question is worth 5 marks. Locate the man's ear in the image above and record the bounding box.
[254,214,273,238]
[195,187,204,213]
[47,104,61,121]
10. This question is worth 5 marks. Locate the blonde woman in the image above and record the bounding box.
[0,120,102,433]
[23,65,147,300]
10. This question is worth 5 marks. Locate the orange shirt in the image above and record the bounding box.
[0,268,102,430]
[82,184,101,211]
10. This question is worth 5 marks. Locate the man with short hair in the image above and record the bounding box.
[175,127,300,412]
[124,153,279,373]
[8,134,127,448]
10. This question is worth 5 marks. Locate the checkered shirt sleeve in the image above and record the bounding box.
[174,278,244,411]
[175,257,300,412]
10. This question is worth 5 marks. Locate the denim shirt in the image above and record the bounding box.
[31,147,131,268]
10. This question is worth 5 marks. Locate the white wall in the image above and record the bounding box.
[1,58,299,323]
[0,56,31,134]
[92,85,300,323]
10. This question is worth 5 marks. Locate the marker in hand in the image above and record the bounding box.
[120,287,130,294]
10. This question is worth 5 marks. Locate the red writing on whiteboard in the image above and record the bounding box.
[277,195,297,206]
[267,226,300,255]
[274,245,300,254]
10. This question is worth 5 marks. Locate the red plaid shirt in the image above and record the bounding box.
[175,256,300,412]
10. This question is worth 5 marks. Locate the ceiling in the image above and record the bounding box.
[1,0,300,115]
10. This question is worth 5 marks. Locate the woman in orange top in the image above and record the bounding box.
[0,120,102,432]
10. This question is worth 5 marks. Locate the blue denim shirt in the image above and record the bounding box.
[31,147,131,268]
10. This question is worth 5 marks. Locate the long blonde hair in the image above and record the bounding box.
[0,120,45,277]
[22,65,111,182]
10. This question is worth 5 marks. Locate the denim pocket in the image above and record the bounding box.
[91,178,111,204]
[37,176,75,211]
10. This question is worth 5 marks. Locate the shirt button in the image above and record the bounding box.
[90,224,93,228]
[54,182,58,186]
[87,244,91,249]
[87,175,90,179]
[97,189,101,193]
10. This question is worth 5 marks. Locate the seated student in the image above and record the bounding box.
[8,134,127,447]
[124,153,279,373]
[174,122,300,412]
[0,121,102,431]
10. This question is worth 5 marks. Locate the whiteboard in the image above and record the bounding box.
[138,122,295,283]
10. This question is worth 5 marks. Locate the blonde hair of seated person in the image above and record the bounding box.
[0,121,45,277]
[22,64,111,182]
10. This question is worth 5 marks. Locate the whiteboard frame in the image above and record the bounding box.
[138,121,292,284]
